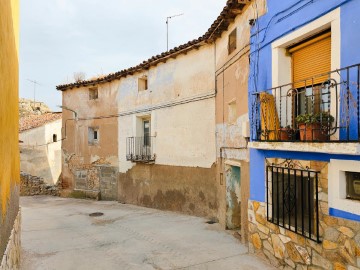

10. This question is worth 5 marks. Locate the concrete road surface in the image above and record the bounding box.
[21,196,274,270]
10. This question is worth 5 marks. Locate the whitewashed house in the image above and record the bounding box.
[19,113,62,185]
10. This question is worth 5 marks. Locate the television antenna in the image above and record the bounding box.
[27,79,42,107]
[166,13,184,52]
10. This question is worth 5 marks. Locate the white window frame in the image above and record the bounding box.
[328,159,360,216]
[271,8,341,130]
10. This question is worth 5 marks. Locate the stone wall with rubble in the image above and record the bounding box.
[248,161,360,270]
[0,210,21,270]
[20,172,59,197]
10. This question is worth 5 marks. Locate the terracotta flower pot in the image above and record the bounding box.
[298,123,328,141]
[278,128,294,141]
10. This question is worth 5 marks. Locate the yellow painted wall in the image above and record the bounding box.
[0,0,20,216]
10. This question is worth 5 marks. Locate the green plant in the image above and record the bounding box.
[295,112,335,125]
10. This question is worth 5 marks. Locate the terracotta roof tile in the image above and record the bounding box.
[19,113,62,132]
[56,0,251,91]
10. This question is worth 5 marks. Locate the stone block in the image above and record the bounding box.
[312,250,333,270]
[324,227,341,242]
[323,240,338,250]
[272,234,286,259]
[263,249,282,268]
[338,226,355,238]
[323,215,339,227]
[258,223,270,235]
[263,240,274,254]
[253,201,260,212]
[251,233,262,250]
[333,262,346,270]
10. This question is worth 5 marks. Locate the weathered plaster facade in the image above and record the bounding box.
[0,0,21,268]
[117,44,219,218]
[215,0,267,241]
[20,118,62,185]
[61,81,119,200]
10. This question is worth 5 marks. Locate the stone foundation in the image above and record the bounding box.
[0,209,21,270]
[20,172,59,196]
[248,161,360,269]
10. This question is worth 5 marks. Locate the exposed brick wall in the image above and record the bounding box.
[20,172,59,197]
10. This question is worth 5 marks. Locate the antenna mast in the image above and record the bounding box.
[27,79,41,108]
[166,13,184,52]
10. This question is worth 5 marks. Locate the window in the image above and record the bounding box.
[267,162,320,242]
[289,31,331,116]
[329,159,360,219]
[143,120,150,146]
[89,87,98,100]
[53,134,57,142]
[138,76,148,91]
[88,127,99,144]
[346,172,360,201]
[228,28,237,55]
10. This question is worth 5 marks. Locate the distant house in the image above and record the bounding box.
[19,113,62,185]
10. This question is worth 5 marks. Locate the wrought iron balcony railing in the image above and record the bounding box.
[126,136,156,163]
[251,64,360,142]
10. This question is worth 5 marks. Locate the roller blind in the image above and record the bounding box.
[290,32,331,88]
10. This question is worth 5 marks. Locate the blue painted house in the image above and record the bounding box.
[247,0,360,268]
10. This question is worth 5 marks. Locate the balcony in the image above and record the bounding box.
[251,64,360,144]
[126,136,156,163]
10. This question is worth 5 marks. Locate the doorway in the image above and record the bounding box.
[226,165,241,229]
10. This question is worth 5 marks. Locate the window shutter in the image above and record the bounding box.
[289,32,331,88]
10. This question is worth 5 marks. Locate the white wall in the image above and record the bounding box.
[20,119,62,184]
[118,44,216,173]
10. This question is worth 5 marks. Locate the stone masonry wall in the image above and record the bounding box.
[248,161,360,270]
[20,172,59,197]
[0,210,21,270]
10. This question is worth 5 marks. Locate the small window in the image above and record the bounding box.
[89,87,98,100]
[88,127,99,145]
[267,163,320,242]
[228,28,237,55]
[346,172,360,201]
[53,134,57,142]
[138,76,148,91]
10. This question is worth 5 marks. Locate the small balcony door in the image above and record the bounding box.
[143,120,151,146]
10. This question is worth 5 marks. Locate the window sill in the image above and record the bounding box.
[249,141,360,155]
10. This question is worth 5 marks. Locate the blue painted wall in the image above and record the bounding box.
[248,0,360,221]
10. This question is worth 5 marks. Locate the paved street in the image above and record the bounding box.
[21,196,274,270]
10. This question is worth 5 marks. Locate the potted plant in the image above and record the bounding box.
[295,112,335,141]
[278,125,295,141]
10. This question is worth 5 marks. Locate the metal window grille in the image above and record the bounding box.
[126,136,155,163]
[266,163,320,242]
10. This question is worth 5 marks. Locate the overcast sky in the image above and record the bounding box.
[20,0,226,110]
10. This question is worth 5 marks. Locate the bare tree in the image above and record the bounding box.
[73,72,86,83]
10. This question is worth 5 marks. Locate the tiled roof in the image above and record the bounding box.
[19,113,62,132]
[56,0,251,91]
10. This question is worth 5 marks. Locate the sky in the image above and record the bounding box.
[20,0,227,111]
